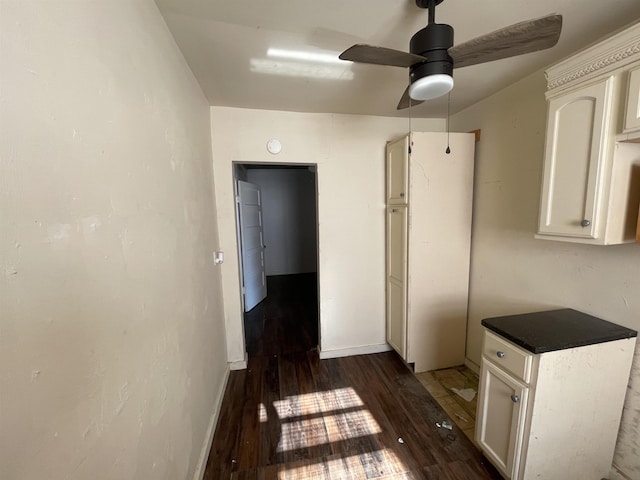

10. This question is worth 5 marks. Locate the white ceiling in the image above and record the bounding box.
[155,0,640,118]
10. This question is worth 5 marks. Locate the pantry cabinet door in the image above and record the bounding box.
[386,205,407,358]
[386,136,409,205]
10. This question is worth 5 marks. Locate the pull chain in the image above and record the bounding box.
[445,92,451,154]
[409,88,413,134]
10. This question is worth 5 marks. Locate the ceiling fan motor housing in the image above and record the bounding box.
[409,23,454,83]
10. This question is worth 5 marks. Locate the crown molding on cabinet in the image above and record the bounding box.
[546,21,640,94]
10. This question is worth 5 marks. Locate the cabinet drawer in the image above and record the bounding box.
[483,331,533,383]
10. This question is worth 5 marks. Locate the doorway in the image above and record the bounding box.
[234,163,319,357]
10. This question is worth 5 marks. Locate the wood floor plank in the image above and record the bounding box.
[337,354,429,477]
[204,370,246,480]
[259,354,283,466]
[235,356,268,471]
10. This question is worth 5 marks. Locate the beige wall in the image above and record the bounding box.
[211,107,444,363]
[451,70,640,479]
[0,2,227,479]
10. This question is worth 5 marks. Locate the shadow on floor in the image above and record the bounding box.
[244,273,318,357]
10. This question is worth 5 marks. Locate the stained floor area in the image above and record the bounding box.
[415,366,480,444]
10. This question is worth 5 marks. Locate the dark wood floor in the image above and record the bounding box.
[204,351,501,479]
[206,272,499,479]
[244,273,319,357]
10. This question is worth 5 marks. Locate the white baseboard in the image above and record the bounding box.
[610,463,634,480]
[193,366,230,480]
[229,352,248,371]
[464,357,480,374]
[319,343,393,359]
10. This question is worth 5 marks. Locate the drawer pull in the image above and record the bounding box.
[511,395,520,403]
[496,351,505,359]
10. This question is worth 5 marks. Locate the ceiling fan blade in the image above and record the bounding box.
[340,44,426,68]
[449,14,562,69]
[397,86,425,110]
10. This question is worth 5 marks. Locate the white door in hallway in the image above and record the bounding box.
[237,180,267,311]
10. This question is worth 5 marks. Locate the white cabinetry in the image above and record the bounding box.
[538,76,615,239]
[476,329,636,480]
[386,136,409,205]
[624,66,640,133]
[537,22,640,244]
[385,132,474,372]
[386,204,407,358]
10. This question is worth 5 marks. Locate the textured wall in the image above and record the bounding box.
[0,2,227,479]
[451,71,640,479]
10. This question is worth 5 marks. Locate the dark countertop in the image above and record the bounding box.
[481,308,637,354]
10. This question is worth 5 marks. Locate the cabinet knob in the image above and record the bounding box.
[400,192,405,197]
[511,395,520,403]
[496,351,505,359]
[391,208,398,213]
[581,219,591,227]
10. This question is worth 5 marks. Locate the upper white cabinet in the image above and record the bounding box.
[385,132,475,372]
[386,135,409,205]
[538,76,615,239]
[624,66,640,133]
[537,21,640,245]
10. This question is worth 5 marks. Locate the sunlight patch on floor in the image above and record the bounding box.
[273,387,364,419]
[277,409,381,452]
[278,448,414,480]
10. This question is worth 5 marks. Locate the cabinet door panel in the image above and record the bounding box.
[386,136,409,205]
[538,77,613,238]
[624,66,640,133]
[476,360,528,479]
[386,206,407,358]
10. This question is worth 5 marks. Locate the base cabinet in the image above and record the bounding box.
[476,360,528,478]
[476,329,636,480]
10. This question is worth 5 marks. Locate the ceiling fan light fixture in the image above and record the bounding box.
[409,73,453,101]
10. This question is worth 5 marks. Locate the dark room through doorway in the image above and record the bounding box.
[234,163,319,358]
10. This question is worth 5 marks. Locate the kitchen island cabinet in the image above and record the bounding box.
[476,309,637,480]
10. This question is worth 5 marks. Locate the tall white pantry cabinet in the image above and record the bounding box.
[385,132,475,373]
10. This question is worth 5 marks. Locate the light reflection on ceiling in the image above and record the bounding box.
[250,47,353,80]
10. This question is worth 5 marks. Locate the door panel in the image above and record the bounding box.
[386,205,407,358]
[539,77,612,238]
[238,180,267,311]
[386,136,409,205]
[476,360,528,479]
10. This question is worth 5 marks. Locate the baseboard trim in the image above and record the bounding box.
[319,343,393,359]
[193,365,230,480]
[610,463,634,480]
[464,357,480,374]
[229,352,248,371]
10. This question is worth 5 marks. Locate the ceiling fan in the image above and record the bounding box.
[339,0,562,110]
